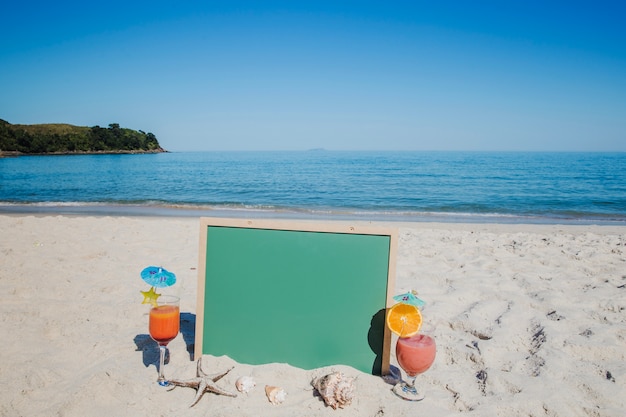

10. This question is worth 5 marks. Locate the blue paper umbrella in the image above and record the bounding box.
[393,291,426,309]
[141,266,176,288]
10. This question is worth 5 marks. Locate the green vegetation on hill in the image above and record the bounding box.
[0,119,165,155]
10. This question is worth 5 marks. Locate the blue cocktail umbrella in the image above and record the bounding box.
[393,291,426,309]
[141,266,176,288]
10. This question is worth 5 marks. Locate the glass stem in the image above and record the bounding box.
[157,345,167,385]
[405,374,417,391]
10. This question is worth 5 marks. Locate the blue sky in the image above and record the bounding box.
[1,1,624,151]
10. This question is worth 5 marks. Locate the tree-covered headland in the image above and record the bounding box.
[0,119,166,155]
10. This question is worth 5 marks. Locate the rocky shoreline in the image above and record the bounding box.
[0,149,167,157]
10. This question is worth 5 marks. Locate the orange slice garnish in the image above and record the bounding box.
[386,302,422,337]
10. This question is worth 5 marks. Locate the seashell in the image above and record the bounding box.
[265,385,287,405]
[311,371,355,410]
[235,376,256,393]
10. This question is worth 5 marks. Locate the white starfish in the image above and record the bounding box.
[167,357,237,407]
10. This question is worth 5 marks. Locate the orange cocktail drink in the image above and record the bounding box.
[147,295,180,386]
[149,304,180,346]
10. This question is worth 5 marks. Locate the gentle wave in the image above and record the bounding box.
[1,201,624,225]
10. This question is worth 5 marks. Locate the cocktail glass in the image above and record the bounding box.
[392,331,436,401]
[148,295,180,386]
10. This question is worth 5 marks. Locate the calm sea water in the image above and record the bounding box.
[1,151,625,224]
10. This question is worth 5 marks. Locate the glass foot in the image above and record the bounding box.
[157,379,170,387]
[392,382,425,401]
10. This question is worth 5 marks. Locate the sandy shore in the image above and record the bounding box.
[1,215,624,416]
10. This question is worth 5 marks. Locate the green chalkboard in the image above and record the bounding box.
[195,218,397,375]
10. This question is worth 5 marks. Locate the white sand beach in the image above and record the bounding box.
[1,215,624,416]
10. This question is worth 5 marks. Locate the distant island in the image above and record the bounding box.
[0,119,166,156]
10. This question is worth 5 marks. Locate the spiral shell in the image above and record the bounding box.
[265,385,286,405]
[235,376,256,393]
[311,372,355,410]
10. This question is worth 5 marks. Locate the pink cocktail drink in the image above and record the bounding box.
[396,334,436,376]
[393,333,436,401]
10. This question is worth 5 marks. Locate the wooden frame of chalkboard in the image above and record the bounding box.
[195,217,397,375]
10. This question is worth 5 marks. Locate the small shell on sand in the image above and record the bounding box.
[265,385,287,405]
[235,376,256,393]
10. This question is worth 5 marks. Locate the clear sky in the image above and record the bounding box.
[1,1,624,151]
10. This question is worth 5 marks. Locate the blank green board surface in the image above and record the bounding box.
[195,218,397,375]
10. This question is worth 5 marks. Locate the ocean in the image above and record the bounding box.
[1,151,625,224]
